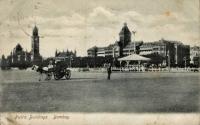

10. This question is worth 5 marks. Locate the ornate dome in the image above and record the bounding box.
[14,43,23,53]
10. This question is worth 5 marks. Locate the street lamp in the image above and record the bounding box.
[70,55,73,68]
[112,47,116,67]
[167,50,171,72]
[132,31,136,53]
[183,57,187,70]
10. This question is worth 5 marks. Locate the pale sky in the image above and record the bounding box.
[0,0,199,57]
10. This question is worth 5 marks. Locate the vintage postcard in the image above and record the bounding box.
[0,0,199,125]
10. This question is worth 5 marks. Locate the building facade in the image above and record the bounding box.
[190,46,200,67]
[88,23,139,58]
[140,39,190,67]
[1,44,32,69]
[55,49,77,61]
[87,23,190,67]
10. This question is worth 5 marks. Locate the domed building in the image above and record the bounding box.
[6,43,32,69]
[1,25,43,69]
[87,23,191,67]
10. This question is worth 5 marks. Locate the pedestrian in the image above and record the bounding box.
[107,63,112,80]
[37,64,44,81]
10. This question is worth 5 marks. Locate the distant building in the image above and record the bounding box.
[1,25,43,69]
[140,39,190,67]
[31,25,42,65]
[87,23,190,67]
[1,55,9,70]
[55,49,77,61]
[88,23,141,58]
[88,41,143,58]
[190,46,200,67]
[1,44,32,69]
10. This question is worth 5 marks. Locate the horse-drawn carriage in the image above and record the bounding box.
[33,60,71,80]
[51,61,71,80]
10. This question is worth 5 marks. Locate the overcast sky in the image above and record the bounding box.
[0,0,199,57]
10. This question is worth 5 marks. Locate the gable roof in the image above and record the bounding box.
[118,53,150,61]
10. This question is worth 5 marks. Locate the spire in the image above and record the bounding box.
[55,49,58,57]
[124,22,127,26]
[33,25,38,36]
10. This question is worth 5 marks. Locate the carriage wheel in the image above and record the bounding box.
[54,72,61,80]
[65,70,71,80]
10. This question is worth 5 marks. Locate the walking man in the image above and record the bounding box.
[107,63,112,80]
[37,64,44,81]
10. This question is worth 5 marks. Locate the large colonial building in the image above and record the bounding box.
[140,39,190,67]
[6,44,32,68]
[87,23,190,67]
[55,49,77,61]
[1,25,42,69]
[88,23,139,58]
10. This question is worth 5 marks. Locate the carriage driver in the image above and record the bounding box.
[44,60,54,80]
[48,60,54,70]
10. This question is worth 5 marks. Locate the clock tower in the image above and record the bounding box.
[31,25,41,63]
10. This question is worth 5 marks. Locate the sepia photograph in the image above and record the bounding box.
[0,0,199,124]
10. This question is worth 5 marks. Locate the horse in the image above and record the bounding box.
[32,65,52,81]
